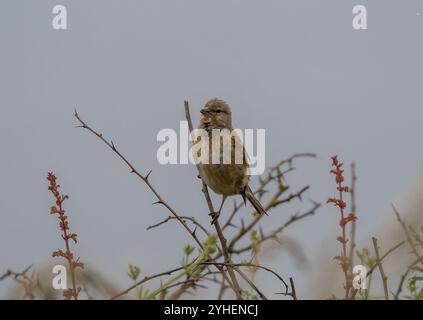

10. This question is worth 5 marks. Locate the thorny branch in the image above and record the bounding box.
[4,104,418,300]
[185,100,243,299]
[164,156,315,299]
[392,204,422,262]
[372,237,389,300]
[350,241,404,299]
[75,109,238,299]
[394,257,423,300]
[222,153,316,231]
[147,215,210,237]
[230,202,320,254]
[74,105,318,300]
[74,110,204,251]
[392,204,423,299]
[200,262,288,293]
[227,186,314,253]
[110,265,187,300]
[0,265,37,299]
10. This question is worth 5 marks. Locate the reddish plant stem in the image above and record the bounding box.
[57,199,78,299]
[48,172,82,300]
[328,156,356,299]
[337,172,349,299]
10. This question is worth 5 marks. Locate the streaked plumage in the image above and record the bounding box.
[193,98,267,216]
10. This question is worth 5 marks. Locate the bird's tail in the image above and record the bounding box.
[243,185,268,215]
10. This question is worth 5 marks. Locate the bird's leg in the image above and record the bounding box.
[209,195,227,225]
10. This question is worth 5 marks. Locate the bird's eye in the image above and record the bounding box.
[216,110,221,113]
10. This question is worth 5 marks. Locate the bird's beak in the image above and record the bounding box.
[200,109,208,115]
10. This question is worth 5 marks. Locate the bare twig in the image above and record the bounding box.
[0,265,37,299]
[289,277,298,300]
[372,237,390,300]
[203,183,243,299]
[227,186,312,253]
[222,154,316,231]
[217,275,229,299]
[232,268,267,300]
[200,261,288,289]
[74,110,204,251]
[394,257,422,299]
[184,100,243,299]
[270,186,310,207]
[0,265,33,282]
[392,204,422,261]
[150,271,224,298]
[348,162,357,275]
[75,107,315,301]
[147,215,210,236]
[230,202,320,254]
[200,261,290,299]
[350,241,404,299]
[165,176,314,300]
[75,110,239,300]
[110,265,187,299]
[168,126,316,299]
[392,204,423,299]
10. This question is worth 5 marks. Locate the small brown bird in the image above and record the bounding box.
[193,98,267,220]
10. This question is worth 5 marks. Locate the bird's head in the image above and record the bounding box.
[199,98,232,130]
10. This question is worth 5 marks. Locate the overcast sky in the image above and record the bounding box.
[1,0,422,299]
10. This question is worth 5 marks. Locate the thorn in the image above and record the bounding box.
[145,170,152,180]
[22,265,33,275]
[152,200,163,205]
[258,189,269,197]
[192,226,197,236]
[111,141,116,150]
[310,199,320,206]
[208,212,220,225]
[274,237,283,245]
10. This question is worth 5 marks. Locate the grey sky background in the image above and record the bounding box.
[1,0,422,298]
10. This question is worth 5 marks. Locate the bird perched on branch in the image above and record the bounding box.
[192,98,267,222]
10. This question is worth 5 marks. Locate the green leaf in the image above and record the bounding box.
[127,264,141,281]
